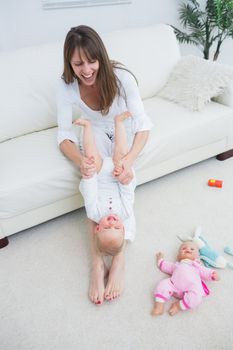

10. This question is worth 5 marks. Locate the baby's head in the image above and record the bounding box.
[94,214,125,256]
[177,241,199,261]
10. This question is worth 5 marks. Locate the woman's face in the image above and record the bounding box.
[70,48,99,87]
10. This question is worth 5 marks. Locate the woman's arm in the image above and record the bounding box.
[117,130,149,184]
[126,130,149,163]
[60,139,82,167]
[114,70,152,184]
[57,80,97,177]
[60,139,96,178]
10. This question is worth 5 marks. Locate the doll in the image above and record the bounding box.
[151,241,220,316]
[178,225,231,269]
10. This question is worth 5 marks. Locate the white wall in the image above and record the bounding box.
[0,0,178,50]
[179,38,233,65]
[0,0,232,64]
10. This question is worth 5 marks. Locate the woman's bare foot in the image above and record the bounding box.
[168,301,181,316]
[89,256,108,305]
[104,249,125,301]
[151,302,165,316]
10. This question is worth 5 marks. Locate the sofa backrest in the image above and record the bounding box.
[0,24,180,143]
[103,24,181,100]
[0,42,63,143]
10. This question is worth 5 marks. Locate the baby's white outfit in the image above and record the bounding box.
[79,157,136,241]
[56,68,153,148]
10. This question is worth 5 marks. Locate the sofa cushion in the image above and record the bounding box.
[0,128,80,219]
[135,97,233,169]
[158,55,233,111]
[213,81,233,110]
[102,24,181,100]
[0,42,63,143]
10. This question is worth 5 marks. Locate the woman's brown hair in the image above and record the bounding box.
[62,25,121,115]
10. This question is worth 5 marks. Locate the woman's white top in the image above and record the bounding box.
[56,68,153,146]
[79,157,136,241]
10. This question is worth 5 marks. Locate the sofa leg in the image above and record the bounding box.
[216,149,233,161]
[0,237,9,249]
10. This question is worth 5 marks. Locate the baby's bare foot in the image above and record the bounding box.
[151,302,165,316]
[89,258,108,305]
[168,301,181,316]
[115,111,132,123]
[74,118,90,127]
[104,251,125,301]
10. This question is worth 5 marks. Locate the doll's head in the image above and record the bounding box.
[177,241,199,261]
[94,214,125,256]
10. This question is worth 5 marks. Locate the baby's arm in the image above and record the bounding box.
[156,252,176,275]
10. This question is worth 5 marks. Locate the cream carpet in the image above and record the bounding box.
[1,157,233,350]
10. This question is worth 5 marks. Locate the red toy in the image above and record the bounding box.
[208,179,223,188]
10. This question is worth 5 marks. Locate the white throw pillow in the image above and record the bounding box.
[158,55,233,111]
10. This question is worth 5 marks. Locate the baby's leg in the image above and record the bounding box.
[113,112,131,173]
[74,119,102,173]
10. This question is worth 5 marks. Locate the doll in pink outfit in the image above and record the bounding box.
[151,241,220,316]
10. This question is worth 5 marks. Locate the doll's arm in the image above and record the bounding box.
[156,252,164,264]
[156,252,176,275]
[211,271,220,281]
[199,265,220,281]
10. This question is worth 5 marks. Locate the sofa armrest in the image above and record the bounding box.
[214,82,233,110]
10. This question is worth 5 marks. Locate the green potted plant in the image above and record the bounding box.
[172,0,233,60]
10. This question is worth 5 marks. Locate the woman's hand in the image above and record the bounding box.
[113,162,123,177]
[116,157,134,185]
[80,156,96,178]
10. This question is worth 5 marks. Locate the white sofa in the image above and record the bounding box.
[1,24,233,247]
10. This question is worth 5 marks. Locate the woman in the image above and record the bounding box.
[57,25,152,305]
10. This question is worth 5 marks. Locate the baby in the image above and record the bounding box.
[152,241,220,316]
[75,112,136,303]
